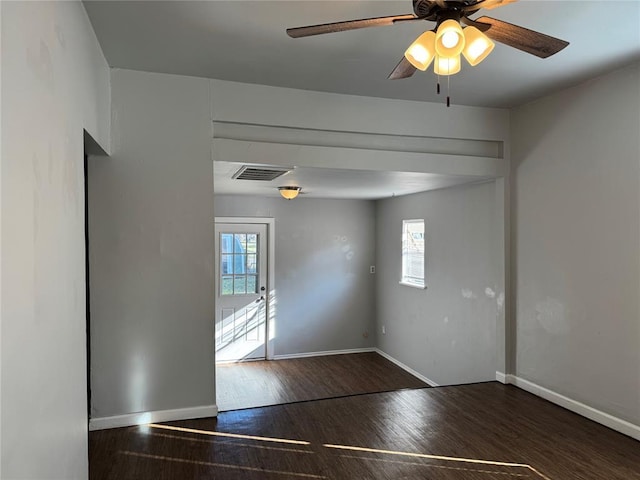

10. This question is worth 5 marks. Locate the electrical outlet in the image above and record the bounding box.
[382,325,386,335]
[370,265,376,274]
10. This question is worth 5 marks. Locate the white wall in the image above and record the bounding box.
[215,195,377,356]
[88,69,215,420]
[511,64,640,426]
[376,182,500,385]
[1,1,110,478]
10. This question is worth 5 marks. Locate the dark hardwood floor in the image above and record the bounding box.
[216,352,429,411]
[90,383,640,480]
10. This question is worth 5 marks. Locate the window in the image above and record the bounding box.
[401,219,425,289]
[220,232,259,295]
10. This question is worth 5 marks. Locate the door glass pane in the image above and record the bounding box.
[246,254,257,274]
[221,234,233,254]
[233,254,245,274]
[247,234,258,253]
[221,276,234,295]
[234,234,246,253]
[233,276,247,294]
[246,275,257,294]
[221,255,233,275]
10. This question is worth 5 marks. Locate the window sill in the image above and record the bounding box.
[399,281,427,290]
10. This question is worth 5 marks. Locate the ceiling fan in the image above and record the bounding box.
[286,0,569,82]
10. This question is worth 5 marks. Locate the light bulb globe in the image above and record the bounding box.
[441,31,460,49]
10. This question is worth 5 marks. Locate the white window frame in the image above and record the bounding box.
[400,219,426,289]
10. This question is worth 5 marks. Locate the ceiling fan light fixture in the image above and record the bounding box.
[462,26,495,66]
[434,54,461,76]
[435,19,465,58]
[278,186,301,200]
[404,30,436,71]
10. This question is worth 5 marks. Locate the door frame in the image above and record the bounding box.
[214,217,275,360]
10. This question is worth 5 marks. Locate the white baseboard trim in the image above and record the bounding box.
[495,371,508,384]
[272,347,376,361]
[496,372,640,441]
[89,404,218,431]
[374,349,439,387]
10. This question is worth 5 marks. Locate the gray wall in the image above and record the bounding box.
[376,182,499,386]
[89,69,215,418]
[1,1,110,477]
[511,64,640,425]
[215,195,377,356]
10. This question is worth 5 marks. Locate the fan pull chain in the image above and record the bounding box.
[447,73,451,108]
[436,73,441,95]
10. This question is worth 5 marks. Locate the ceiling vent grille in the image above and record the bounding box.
[232,166,291,181]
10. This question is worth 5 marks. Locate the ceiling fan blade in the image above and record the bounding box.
[463,0,517,15]
[287,14,419,38]
[463,16,569,58]
[474,0,518,10]
[388,57,417,80]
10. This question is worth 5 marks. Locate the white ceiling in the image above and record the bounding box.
[85,0,640,108]
[214,162,494,200]
[84,0,640,199]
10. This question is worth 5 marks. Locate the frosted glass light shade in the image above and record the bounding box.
[278,186,301,200]
[434,55,461,76]
[462,26,495,66]
[435,20,465,58]
[404,31,437,71]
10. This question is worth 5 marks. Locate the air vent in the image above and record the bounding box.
[232,165,291,181]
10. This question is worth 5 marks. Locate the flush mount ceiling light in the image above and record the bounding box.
[287,0,569,106]
[278,186,301,200]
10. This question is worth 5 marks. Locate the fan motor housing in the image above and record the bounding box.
[413,0,480,21]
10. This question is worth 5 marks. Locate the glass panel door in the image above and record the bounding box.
[214,223,268,362]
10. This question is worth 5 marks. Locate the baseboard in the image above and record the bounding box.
[272,347,376,361]
[497,372,640,441]
[89,404,218,431]
[374,349,439,387]
[495,371,508,384]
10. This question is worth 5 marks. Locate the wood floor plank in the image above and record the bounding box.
[216,352,429,411]
[90,383,640,479]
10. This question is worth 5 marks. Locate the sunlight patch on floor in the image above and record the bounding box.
[148,423,311,445]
